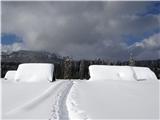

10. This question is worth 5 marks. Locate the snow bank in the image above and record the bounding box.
[4,71,17,81]
[132,67,157,81]
[89,65,136,81]
[15,63,54,82]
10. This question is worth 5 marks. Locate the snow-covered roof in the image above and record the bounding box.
[15,63,54,82]
[89,65,157,81]
[89,65,135,81]
[4,70,17,81]
[132,67,157,80]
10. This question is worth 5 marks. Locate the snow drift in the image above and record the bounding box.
[4,70,17,81]
[15,63,54,82]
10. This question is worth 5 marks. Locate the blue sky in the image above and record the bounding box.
[123,2,160,45]
[139,2,160,16]
[123,27,160,46]
[1,1,160,60]
[1,33,22,45]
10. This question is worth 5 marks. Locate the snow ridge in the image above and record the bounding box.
[49,80,73,120]
[66,81,89,120]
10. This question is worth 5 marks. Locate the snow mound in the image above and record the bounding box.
[132,67,157,81]
[15,63,54,82]
[89,65,136,81]
[4,71,17,81]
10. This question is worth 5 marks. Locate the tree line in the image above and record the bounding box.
[1,58,160,79]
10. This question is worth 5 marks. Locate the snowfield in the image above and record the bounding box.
[2,79,73,120]
[1,79,159,120]
[67,80,159,120]
[1,65,160,120]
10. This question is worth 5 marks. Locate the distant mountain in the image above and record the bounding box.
[1,50,63,63]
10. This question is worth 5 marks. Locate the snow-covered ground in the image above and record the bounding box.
[1,65,159,120]
[1,79,159,120]
[67,80,159,120]
[1,79,73,120]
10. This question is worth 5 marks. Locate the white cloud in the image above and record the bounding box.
[133,33,160,50]
[1,1,160,60]
[130,33,160,60]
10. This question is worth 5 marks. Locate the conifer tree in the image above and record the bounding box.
[129,52,135,66]
[64,56,73,79]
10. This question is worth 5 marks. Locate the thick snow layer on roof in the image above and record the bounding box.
[89,65,136,81]
[4,71,17,81]
[15,63,54,82]
[132,67,157,80]
[89,65,158,81]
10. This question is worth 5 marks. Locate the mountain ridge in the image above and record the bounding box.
[1,50,63,63]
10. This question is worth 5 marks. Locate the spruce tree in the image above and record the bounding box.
[129,52,135,66]
[79,60,85,79]
[64,56,73,79]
